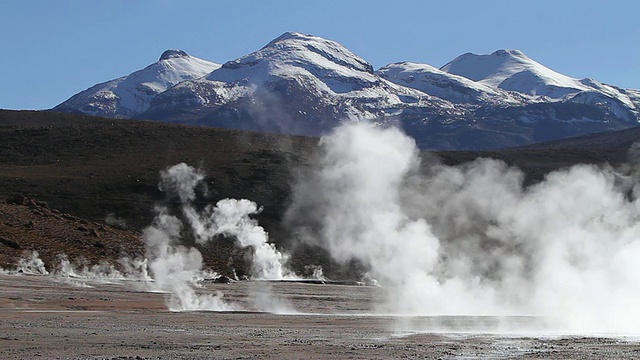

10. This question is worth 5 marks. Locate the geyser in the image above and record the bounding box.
[286,122,640,334]
[144,163,292,311]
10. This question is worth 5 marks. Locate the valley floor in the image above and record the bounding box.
[0,274,638,359]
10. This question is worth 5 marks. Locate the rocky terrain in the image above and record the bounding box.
[0,195,144,270]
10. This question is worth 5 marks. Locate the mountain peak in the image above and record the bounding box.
[491,49,526,57]
[267,31,312,44]
[55,50,219,118]
[211,32,375,83]
[440,49,535,82]
[440,49,601,98]
[159,49,189,61]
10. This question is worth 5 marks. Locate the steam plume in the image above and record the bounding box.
[287,122,640,334]
[12,251,49,275]
[144,163,292,311]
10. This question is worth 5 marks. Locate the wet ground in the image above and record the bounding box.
[1,274,639,359]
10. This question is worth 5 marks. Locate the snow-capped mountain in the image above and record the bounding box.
[53,50,220,118]
[376,61,525,105]
[439,49,639,112]
[140,32,456,135]
[436,49,639,123]
[52,33,640,150]
[440,49,590,98]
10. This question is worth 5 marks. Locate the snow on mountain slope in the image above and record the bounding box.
[53,50,220,118]
[440,49,591,98]
[566,90,638,122]
[376,61,527,105]
[203,31,436,105]
[209,32,375,89]
[143,32,458,131]
[578,78,638,110]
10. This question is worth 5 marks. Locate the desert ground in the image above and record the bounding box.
[1,274,639,359]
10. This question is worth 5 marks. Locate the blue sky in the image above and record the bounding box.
[2,0,638,110]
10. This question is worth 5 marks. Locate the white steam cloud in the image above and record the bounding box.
[12,251,49,275]
[286,122,640,334]
[1,164,294,313]
[144,163,293,311]
[0,251,150,290]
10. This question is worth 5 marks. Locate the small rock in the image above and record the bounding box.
[31,209,44,216]
[0,237,21,250]
[211,275,234,284]
[7,194,27,206]
[62,213,78,221]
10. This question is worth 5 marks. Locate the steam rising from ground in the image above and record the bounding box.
[0,251,150,290]
[1,251,50,275]
[0,164,295,313]
[144,163,292,311]
[5,122,640,332]
[287,122,640,334]
[56,255,151,282]
[2,164,294,312]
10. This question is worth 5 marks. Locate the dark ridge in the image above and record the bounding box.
[159,49,189,60]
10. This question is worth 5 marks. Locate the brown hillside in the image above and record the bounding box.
[0,196,144,270]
